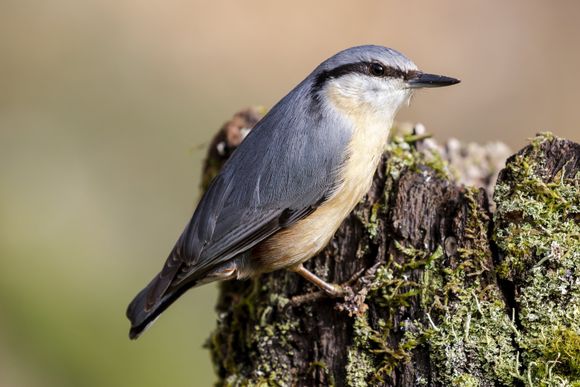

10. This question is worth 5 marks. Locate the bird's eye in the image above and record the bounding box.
[369,63,385,77]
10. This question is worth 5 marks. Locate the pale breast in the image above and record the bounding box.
[251,112,391,273]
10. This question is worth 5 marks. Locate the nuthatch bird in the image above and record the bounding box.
[127,45,459,339]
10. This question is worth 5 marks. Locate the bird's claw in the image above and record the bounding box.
[289,267,365,306]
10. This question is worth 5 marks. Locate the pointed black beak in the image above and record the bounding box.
[407,72,460,88]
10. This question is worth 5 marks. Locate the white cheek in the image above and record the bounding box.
[368,85,410,117]
[325,76,411,119]
[331,76,367,101]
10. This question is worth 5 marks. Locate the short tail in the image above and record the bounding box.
[126,275,196,340]
[127,259,239,339]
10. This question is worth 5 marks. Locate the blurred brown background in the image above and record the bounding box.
[0,1,578,386]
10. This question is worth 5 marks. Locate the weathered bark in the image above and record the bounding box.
[205,109,579,386]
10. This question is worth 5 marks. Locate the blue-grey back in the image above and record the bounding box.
[176,66,354,272]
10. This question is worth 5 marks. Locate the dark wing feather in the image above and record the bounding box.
[128,76,353,332]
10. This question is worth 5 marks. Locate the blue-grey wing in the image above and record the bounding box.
[142,80,352,309]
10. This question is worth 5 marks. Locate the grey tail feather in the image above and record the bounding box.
[126,276,198,340]
[127,259,241,339]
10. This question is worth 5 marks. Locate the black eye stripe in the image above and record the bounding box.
[312,61,416,93]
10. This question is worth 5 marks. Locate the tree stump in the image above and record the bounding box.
[205,108,579,386]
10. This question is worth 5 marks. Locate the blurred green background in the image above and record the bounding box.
[0,1,578,386]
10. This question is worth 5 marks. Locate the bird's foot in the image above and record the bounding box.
[288,265,364,306]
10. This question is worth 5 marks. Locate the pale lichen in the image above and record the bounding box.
[346,133,522,386]
[493,133,580,385]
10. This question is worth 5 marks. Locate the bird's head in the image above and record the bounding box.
[310,45,459,122]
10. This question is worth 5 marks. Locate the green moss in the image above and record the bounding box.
[367,203,381,240]
[415,188,521,385]
[417,234,520,385]
[452,373,479,387]
[347,134,521,385]
[354,202,383,244]
[348,133,579,386]
[493,133,580,385]
[384,133,450,181]
[209,277,300,386]
[346,311,424,386]
[346,346,374,387]
[424,285,521,385]
[538,328,580,378]
[347,238,520,385]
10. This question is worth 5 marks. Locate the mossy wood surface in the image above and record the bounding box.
[205,109,579,387]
